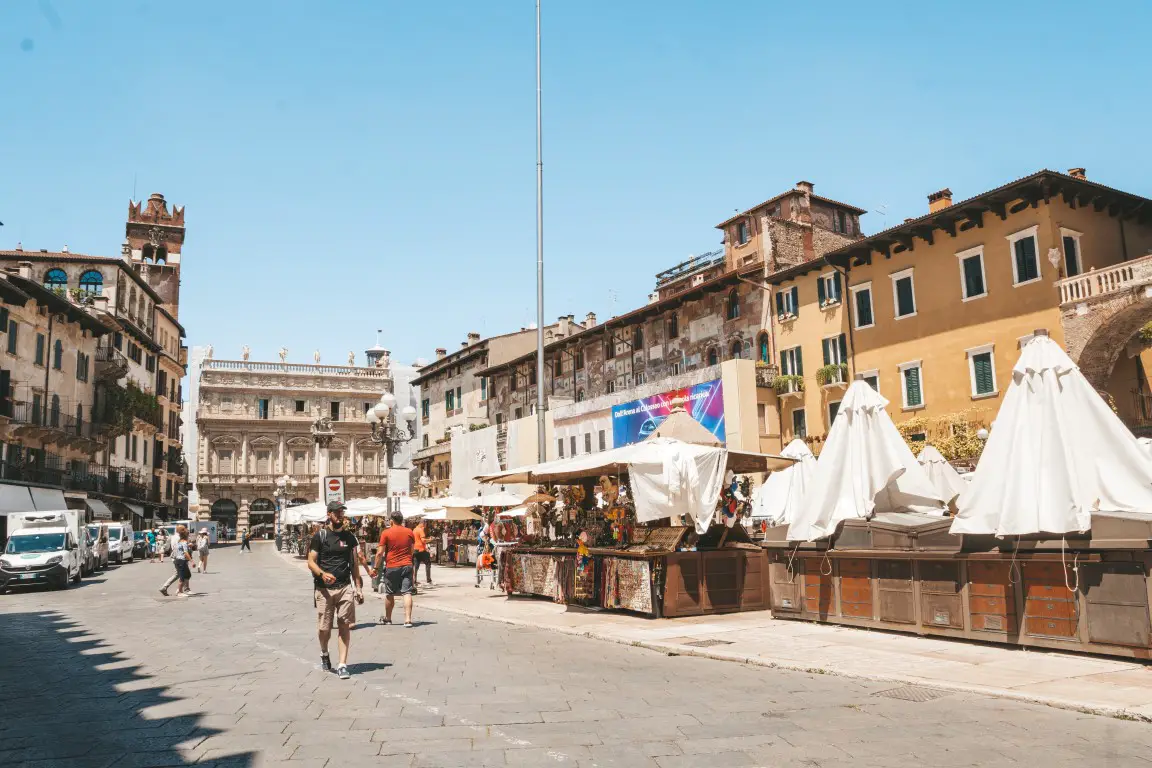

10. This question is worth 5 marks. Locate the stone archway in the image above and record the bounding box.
[1059,255,1152,388]
[248,497,275,527]
[210,499,238,530]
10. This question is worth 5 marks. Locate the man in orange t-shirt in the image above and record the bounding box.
[412,520,432,586]
[373,512,416,627]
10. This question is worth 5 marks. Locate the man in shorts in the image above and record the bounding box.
[373,511,415,627]
[307,501,365,679]
[412,518,432,585]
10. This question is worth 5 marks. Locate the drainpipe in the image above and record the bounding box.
[43,312,54,426]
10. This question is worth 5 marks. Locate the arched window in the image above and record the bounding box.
[576,389,585,402]
[128,288,137,316]
[730,341,743,359]
[142,244,154,263]
[633,327,644,349]
[79,270,103,295]
[758,332,771,363]
[53,339,63,370]
[725,288,740,320]
[156,247,168,264]
[44,268,67,292]
[49,394,60,427]
[707,348,719,367]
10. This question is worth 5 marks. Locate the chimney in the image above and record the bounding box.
[435,347,447,359]
[467,332,480,344]
[61,244,69,253]
[557,315,570,336]
[584,311,597,328]
[795,180,814,195]
[13,242,21,251]
[18,261,33,279]
[1068,168,1086,180]
[460,341,468,349]
[927,188,953,213]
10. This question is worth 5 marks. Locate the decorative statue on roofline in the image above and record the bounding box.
[241,345,250,361]
[278,347,288,362]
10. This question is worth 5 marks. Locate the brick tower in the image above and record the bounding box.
[125,192,185,319]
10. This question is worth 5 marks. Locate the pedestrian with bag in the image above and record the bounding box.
[159,525,193,597]
[196,528,211,573]
[306,502,365,680]
[155,528,169,564]
[373,511,416,628]
[240,527,252,553]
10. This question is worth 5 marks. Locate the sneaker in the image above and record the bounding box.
[378,616,391,625]
[336,665,350,680]
[158,588,168,596]
[404,622,413,628]
[320,654,332,672]
[176,591,187,598]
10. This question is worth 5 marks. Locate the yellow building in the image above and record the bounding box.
[768,168,1152,447]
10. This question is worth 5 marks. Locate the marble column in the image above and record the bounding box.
[240,433,249,477]
[278,432,286,474]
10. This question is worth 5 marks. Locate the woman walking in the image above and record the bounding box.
[159,525,193,597]
[196,528,210,573]
[155,528,169,564]
[146,529,158,563]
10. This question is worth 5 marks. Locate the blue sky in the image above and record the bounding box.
[2,0,1148,366]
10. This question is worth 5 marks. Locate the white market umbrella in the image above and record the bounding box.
[751,439,816,526]
[496,506,528,519]
[917,445,967,505]
[1139,437,1152,457]
[788,380,947,542]
[281,501,327,525]
[421,507,483,522]
[952,334,1152,537]
[472,490,526,508]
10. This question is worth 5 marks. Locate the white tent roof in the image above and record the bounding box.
[476,438,793,485]
[917,444,967,505]
[496,506,528,518]
[751,439,816,526]
[421,507,483,521]
[472,490,527,508]
[281,501,327,525]
[788,380,947,542]
[952,335,1152,537]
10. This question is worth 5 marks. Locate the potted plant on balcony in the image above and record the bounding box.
[776,311,797,323]
[816,363,848,387]
[771,374,804,395]
[95,381,162,437]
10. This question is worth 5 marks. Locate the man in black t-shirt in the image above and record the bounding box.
[307,502,364,679]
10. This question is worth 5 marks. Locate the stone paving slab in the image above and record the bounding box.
[1,542,1150,768]
[396,555,1152,720]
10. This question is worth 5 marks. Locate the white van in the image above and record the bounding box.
[85,524,110,571]
[103,522,135,564]
[1,511,84,590]
[166,520,218,545]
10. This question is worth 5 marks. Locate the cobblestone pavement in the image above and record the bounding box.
[2,544,1151,768]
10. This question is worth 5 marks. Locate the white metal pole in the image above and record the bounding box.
[535,0,546,462]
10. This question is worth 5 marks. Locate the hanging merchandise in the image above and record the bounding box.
[718,473,753,528]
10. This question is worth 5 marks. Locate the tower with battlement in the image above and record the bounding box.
[126,193,185,319]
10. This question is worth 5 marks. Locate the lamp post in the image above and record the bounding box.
[273,473,298,550]
[365,392,417,507]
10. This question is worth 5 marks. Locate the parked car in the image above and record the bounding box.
[132,531,149,560]
[85,524,109,571]
[102,523,135,564]
[1,512,84,590]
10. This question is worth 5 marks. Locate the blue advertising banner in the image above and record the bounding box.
[611,379,725,448]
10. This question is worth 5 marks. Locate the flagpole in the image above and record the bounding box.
[534,0,546,462]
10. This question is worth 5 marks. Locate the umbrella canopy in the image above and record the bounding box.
[788,380,947,542]
[496,506,528,518]
[751,439,816,526]
[643,407,723,446]
[917,445,967,505]
[421,507,483,521]
[421,495,476,511]
[952,335,1152,537]
[281,501,327,525]
[471,490,526,508]
[477,438,794,485]
[343,497,425,518]
[1139,437,1152,457]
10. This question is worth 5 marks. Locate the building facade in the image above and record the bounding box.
[194,353,394,531]
[768,168,1152,447]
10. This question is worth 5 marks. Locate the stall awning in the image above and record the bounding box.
[30,487,67,512]
[126,503,146,519]
[87,498,115,520]
[0,484,35,515]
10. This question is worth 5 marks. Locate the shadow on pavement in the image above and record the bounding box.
[0,610,257,767]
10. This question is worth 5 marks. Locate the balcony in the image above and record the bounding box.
[772,375,805,400]
[95,346,130,382]
[1057,253,1152,306]
[817,363,849,390]
[202,359,391,378]
[8,396,102,453]
[754,364,780,389]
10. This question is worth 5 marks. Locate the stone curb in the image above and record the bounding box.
[271,550,1151,723]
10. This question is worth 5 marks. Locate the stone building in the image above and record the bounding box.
[410,319,584,496]
[194,350,394,531]
[768,168,1152,446]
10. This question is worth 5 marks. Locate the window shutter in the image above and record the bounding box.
[1062,236,1080,277]
[822,338,831,366]
[775,292,784,315]
[905,367,922,407]
[795,347,804,377]
[780,350,789,376]
[817,277,826,305]
[897,278,915,316]
[833,271,842,301]
[856,290,873,327]
[838,334,848,363]
[790,287,799,314]
[974,353,993,394]
[1016,237,1038,282]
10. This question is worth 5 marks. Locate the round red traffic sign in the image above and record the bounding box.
[328,479,341,491]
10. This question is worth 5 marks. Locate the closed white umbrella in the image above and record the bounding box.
[917,445,966,505]
[952,334,1152,537]
[788,379,947,542]
[751,439,816,526]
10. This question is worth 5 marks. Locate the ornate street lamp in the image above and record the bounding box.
[273,473,298,549]
[365,392,417,474]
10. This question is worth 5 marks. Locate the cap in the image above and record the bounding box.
[326,501,346,513]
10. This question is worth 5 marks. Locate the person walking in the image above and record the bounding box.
[155,528,169,564]
[159,525,193,596]
[373,511,416,628]
[412,519,432,586]
[145,529,157,563]
[196,528,211,573]
[307,502,364,680]
[240,528,252,553]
